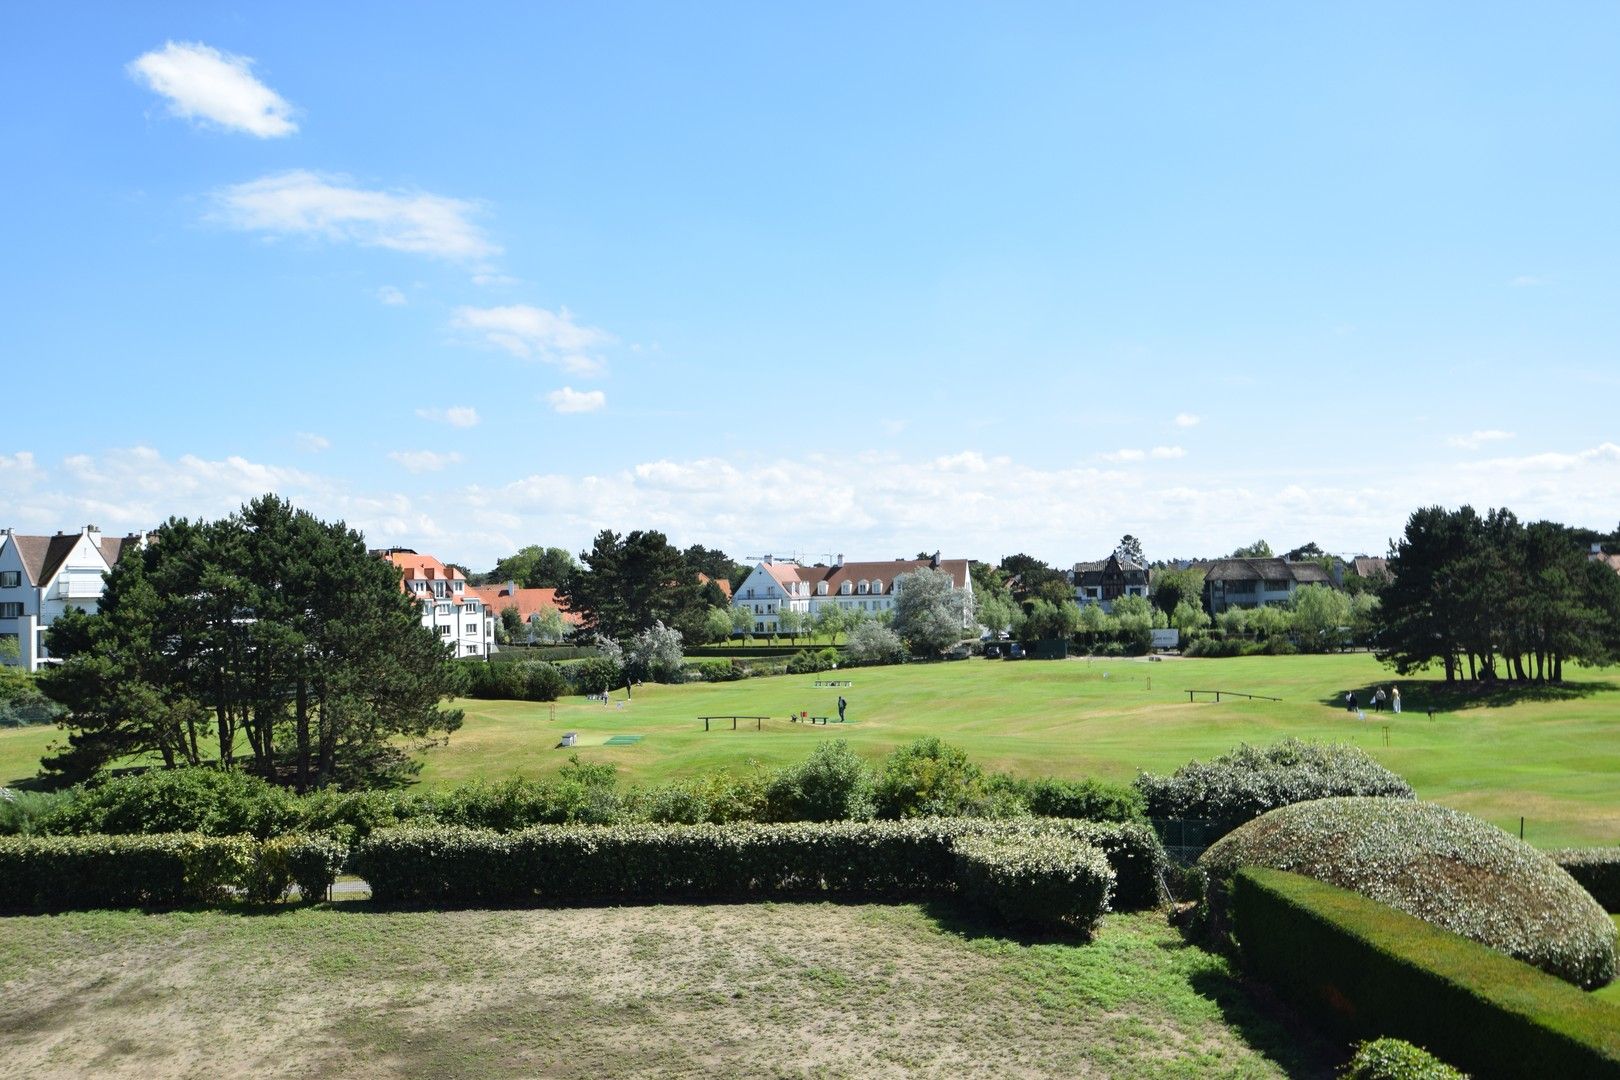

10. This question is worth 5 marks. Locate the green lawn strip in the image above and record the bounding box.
[1600,918,1620,1006]
[5,653,1618,846]
[0,904,1323,1078]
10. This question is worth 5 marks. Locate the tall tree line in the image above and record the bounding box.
[1377,506,1620,683]
[40,496,462,790]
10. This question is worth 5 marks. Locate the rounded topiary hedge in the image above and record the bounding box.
[1199,797,1617,988]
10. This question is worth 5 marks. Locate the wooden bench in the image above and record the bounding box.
[698,715,770,731]
[1185,690,1281,703]
[789,715,842,725]
[811,679,853,688]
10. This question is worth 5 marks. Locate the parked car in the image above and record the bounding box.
[1005,643,1025,659]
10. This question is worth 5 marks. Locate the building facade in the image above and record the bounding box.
[1201,557,1335,614]
[731,553,974,635]
[378,549,495,659]
[1070,554,1150,612]
[0,525,143,671]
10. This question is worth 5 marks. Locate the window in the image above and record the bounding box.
[437,603,453,615]
[1262,580,1291,593]
[745,588,754,599]
[466,623,479,634]
[0,603,22,618]
[817,582,828,595]
[0,571,18,588]
[840,582,851,595]
[858,580,869,594]
[871,580,883,594]
[438,625,451,636]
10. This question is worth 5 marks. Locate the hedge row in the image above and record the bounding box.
[1341,1039,1467,1080]
[0,833,346,911]
[1232,868,1620,1079]
[1552,848,1620,913]
[354,818,1167,910]
[954,833,1113,934]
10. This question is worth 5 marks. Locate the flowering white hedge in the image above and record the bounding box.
[954,833,1113,934]
[1135,738,1413,825]
[1200,798,1617,988]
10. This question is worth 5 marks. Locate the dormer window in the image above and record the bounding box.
[840,582,851,595]
[817,582,828,595]
[871,580,883,594]
[858,580,869,594]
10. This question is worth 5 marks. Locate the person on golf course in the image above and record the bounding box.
[838,695,847,722]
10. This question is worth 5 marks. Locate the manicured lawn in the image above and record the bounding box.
[3,653,1617,846]
[0,904,1332,1078]
[1599,918,1620,1006]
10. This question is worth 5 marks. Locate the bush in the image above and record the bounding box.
[572,656,623,695]
[954,832,1114,934]
[1011,776,1146,823]
[1340,1038,1468,1080]
[461,659,568,701]
[1551,848,1620,913]
[1135,738,1414,827]
[786,648,839,675]
[353,817,1167,910]
[1234,868,1620,1079]
[1201,798,1617,988]
[0,787,77,836]
[691,659,745,682]
[873,738,985,819]
[765,741,875,822]
[845,622,905,666]
[42,769,302,839]
[0,833,256,910]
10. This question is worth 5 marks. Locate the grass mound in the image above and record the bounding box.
[1200,797,1617,988]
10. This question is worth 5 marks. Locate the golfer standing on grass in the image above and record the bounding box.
[838,695,847,722]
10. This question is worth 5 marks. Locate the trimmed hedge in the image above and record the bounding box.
[955,832,1113,934]
[354,817,1167,909]
[1234,868,1620,1079]
[1341,1038,1468,1080]
[1201,798,1617,988]
[248,834,350,903]
[1552,848,1620,913]
[1135,738,1413,827]
[0,833,256,910]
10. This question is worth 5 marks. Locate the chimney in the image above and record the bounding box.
[507,579,517,595]
[763,554,773,565]
[930,550,941,569]
[835,553,843,567]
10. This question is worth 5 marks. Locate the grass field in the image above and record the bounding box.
[0,903,1333,1079]
[3,653,1617,847]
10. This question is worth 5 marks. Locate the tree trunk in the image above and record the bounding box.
[295,676,310,794]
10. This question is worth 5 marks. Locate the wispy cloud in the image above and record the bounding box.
[295,432,330,453]
[212,171,499,261]
[1446,429,1515,451]
[128,41,297,138]
[1173,413,1201,428]
[546,387,606,414]
[389,450,463,473]
[453,305,612,374]
[416,406,480,428]
[1150,446,1186,460]
[376,285,407,306]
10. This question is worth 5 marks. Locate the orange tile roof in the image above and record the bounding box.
[467,585,581,625]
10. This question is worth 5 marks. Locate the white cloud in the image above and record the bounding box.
[546,387,606,414]
[1446,429,1515,451]
[128,41,297,138]
[212,171,499,261]
[389,450,463,473]
[452,305,611,373]
[1174,413,1201,428]
[376,285,407,306]
[472,273,522,287]
[1100,449,1146,462]
[416,406,481,428]
[1149,446,1186,460]
[935,451,991,473]
[295,432,330,453]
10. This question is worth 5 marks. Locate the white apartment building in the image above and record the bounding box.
[732,553,974,635]
[378,548,495,659]
[0,525,144,671]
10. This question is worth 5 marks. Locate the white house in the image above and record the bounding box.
[0,525,145,671]
[378,548,495,659]
[732,553,974,635]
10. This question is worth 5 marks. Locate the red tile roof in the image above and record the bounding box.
[758,557,972,595]
[467,585,581,625]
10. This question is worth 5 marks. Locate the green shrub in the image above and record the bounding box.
[874,737,986,819]
[1551,848,1620,913]
[765,741,875,822]
[1234,868,1620,1079]
[353,817,1167,910]
[954,832,1113,934]
[786,648,836,675]
[572,656,623,695]
[43,769,302,839]
[1009,776,1146,823]
[1340,1038,1468,1079]
[0,833,255,910]
[461,659,568,701]
[1135,738,1414,826]
[0,787,77,836]
[691,659,745,682]
[1201,798,1617,988]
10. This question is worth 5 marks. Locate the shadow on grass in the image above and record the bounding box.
[1318,677,1617,716]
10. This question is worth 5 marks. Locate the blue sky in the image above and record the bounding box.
[3,3,1617,568]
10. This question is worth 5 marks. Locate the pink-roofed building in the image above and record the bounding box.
[378,548,495,659]
[731,553,974,636]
